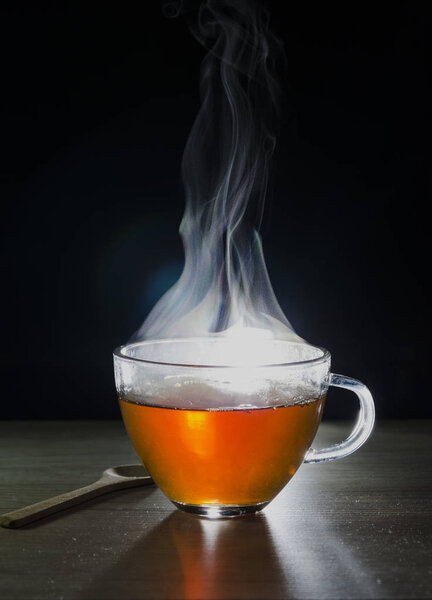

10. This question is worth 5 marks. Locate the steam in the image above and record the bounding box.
[133,0,301,343]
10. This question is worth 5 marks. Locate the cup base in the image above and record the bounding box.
[171,500,270,519]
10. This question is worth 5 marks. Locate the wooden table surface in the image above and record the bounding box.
[0,420,431,600]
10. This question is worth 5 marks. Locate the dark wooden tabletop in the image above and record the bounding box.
[0,419,431,600]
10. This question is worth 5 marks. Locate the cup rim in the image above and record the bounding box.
[113,338,331,369]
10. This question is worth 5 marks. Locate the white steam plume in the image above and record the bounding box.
[132,0,302,343]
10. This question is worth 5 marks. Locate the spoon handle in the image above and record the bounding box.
[0,476,152,529]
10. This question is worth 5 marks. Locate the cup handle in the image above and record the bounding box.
[304,373,375,463]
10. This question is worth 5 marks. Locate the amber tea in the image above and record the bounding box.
[120,390,325,507]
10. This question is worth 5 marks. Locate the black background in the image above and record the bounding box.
[1,1,427,419]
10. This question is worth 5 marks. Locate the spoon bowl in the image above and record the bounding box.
[104,465,149,479]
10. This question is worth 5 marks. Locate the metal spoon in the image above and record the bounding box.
[0,465,154,529]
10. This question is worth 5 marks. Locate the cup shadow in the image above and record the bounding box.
[85,509,289,600]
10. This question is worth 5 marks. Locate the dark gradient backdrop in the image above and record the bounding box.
[1,1,427,419]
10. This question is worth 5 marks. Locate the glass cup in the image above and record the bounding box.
[113,338,375,518]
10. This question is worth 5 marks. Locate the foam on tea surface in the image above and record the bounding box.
[121,378,323,411]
